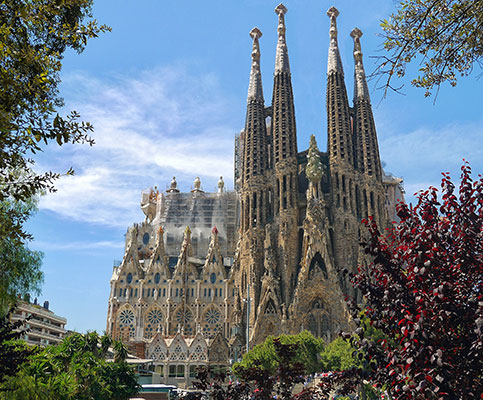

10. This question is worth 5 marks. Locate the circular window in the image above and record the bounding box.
[147,308,163,325]
[127,273,133,284]
[154,273,160,284]
[210,273,216,284]
[119,309,134,326]
[143,232,149,245]
[205,308,221,325]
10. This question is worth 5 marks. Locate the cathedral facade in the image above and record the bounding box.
[106,4,404,385]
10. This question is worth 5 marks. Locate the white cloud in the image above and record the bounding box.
[37,67,238,227]
[379,121,483,204]
[31,239,124,252]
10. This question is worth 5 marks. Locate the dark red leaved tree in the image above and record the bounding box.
[349,163,483,399]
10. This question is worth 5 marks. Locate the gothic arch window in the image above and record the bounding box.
[201,306,222,338]
[145,307,164,339]
[117,306,135,341]
[126,273,133,284]
[175,307,193,335]
[308,309,331,339]
[154,273,160,284]
[308,253,328,280]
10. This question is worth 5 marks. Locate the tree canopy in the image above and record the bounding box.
[377,0,483,97]
[344,163,483,399]
[0,196,43,314]
[0,331,139,400]
[234,331,325,376]
[0,0,109,244]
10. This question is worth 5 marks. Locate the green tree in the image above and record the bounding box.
[0,0,109,244]
[377,0,483,97]
[0,331,140,400]
[0,308,38,386]
[319,337,359,372]
[0,197,43,314]
[234,331,325,376]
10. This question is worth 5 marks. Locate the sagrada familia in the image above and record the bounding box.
[106,5,404,385]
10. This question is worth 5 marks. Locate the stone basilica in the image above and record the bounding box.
[106,4,404,385]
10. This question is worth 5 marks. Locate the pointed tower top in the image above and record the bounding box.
[274,3,290,74]
[327,6,343,75]
[247,27,264,102]
[184,226,191,239]
[250,27,262,40]
[351,27,370,101]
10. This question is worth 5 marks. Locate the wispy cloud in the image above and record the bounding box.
[37,67,238,227]
[379,121,483,203]
[31,239,125,252]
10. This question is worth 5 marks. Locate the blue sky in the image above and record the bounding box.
[26,0,483,333]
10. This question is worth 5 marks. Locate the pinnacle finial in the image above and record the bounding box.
[275,3,287,16]
[247,27,264,101]
[250,27,262,41]
[275,4,287,36]
[351,28,370,101]
[350,28,363,62]
[184,226,191,238]
[274,4,290,73]
[327,6,339,38]
[327,6,339,19]
[326,6,343,75]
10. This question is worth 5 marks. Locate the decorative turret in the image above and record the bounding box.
[351,28,382,180]
[166,176,180,193]
[326,6,353,168]
[217,176,225,194]
[191,176,204,193]
[271,3,298,214]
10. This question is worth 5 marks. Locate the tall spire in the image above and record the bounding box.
[271,3,297,166]
[351,27,382,180]
[241,27,268,231]
[326,6,353,168]
[274,4,290,73]
[247,27,264,102]
[351,28,370,101]
[327,6,343,75]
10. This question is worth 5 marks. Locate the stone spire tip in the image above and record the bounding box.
[250,27,262,40]
[326,6,343,74]
[350,27,363,40]
[351,27,370,101]
[275,3,288,16]
[327,6,339,19]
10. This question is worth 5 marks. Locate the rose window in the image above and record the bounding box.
[205,308,221,325]
[147,309,163,325]
[119,309,134,326]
